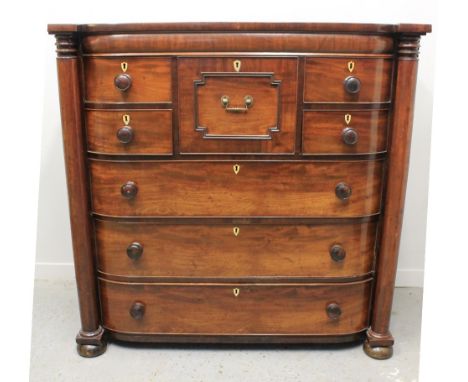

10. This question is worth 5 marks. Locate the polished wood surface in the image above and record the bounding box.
[86,109,173,155]
[84,57,172,103]
[302,110,388,154]
[304,58,393,103]
[89,160,384,217]
[49,22,430,358]
[367,35,423,353]
[82,33,394,55]
[95,219,377,279]
[178,57,297,154]
[99,278,372,335]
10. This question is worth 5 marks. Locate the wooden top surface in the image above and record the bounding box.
[47,22,432,35]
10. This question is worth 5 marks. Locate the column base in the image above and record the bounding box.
[363,328,394,360]
[76,326,107,358]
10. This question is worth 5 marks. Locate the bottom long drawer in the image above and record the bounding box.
[99,278,372,336]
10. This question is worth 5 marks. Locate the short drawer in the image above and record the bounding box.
[89,160,384,217]
[178,57,298,154]
[99,279,372,335]
[84,57,172,103]
[302,110,388,155]
[304,58,393,103]
[95,220,377,279]
[86,110,172,155]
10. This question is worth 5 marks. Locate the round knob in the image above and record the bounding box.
[335,182,352,201]
[127,242,143,260]
[326,303,342,320]
[121,181,138,199]
[342,127,359,145]
[117,126,134,144]
[343,76,361,94]
[129,301,145,320]
[330,244,346,262]
[114,73,132,92]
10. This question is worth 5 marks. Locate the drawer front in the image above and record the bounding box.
[86,110,172,155]
[303,110,388,155]
[99,279,372,335]
[84,57,172,103]
[89,160,384,217]
[304,58,392,103]
[95,220,377,279]
[178,57,298,154]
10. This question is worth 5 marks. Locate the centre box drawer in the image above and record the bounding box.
[99,279,372,335]
[89,160,383,217]
[178,57,298,154]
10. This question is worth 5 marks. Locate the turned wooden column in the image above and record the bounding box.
[365,33,424,359]
[52,32,106,357]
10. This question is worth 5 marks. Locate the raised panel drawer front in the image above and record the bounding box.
[89,160,384,217]
[304,58,393,103]
[95,220,377,279]
[84,57,172,103]
[178,57,298,154]
[99,279,372,335]
[303,110,388,155]
[86,110,172,155]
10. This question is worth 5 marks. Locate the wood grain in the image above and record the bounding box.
[89,160,384,217]
[86,109,172,155]
[95,220,377,279]
[178,57,297,154]
[99,278,372,335]
[84,57,172,103]
[302,110,388,154]
[304,58,393,103]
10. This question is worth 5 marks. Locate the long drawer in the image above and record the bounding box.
[95,219,377,279]
[99,278,372,335]
[89,160,384,217]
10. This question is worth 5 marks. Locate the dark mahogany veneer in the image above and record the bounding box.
[48,22,431,360]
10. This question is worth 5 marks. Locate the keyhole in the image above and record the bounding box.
[233,227,240,237]
[233,288,240,297]
[233,164,240,175]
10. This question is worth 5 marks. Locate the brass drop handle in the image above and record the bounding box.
[114,73,132,92]
[129,301,145,320]
[326,303,342,320]
[121,181,138,199]
[220,95,254,113]
[127,242,143,260]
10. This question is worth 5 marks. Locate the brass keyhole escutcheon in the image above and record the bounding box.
[233,227,240,237]
[233,164,240,175]
[233,60,241,72]
[347,61,355,73]
[123,114,131,125]
[233,288,240,297]
[121,62,128,72]
[345,114,352,125]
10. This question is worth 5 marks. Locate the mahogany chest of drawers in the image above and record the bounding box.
[48,22,431,359]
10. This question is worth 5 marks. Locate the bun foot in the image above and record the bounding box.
[77,343,107,358]
[363,340,393,360]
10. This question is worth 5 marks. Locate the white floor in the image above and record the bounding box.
[29,280,422,382]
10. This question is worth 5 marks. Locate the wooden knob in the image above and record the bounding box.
[114,73,132,92]
[343,76,361,94]
[326,303,342,320]
[335,182,352,201]
[129,302,145,320]
[127,242,143,260]
[342,127,359,145]
[330,244,346,262]
[117,126,134,144]
[121,181,138,199]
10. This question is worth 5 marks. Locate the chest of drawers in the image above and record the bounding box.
[48,22,430,359]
